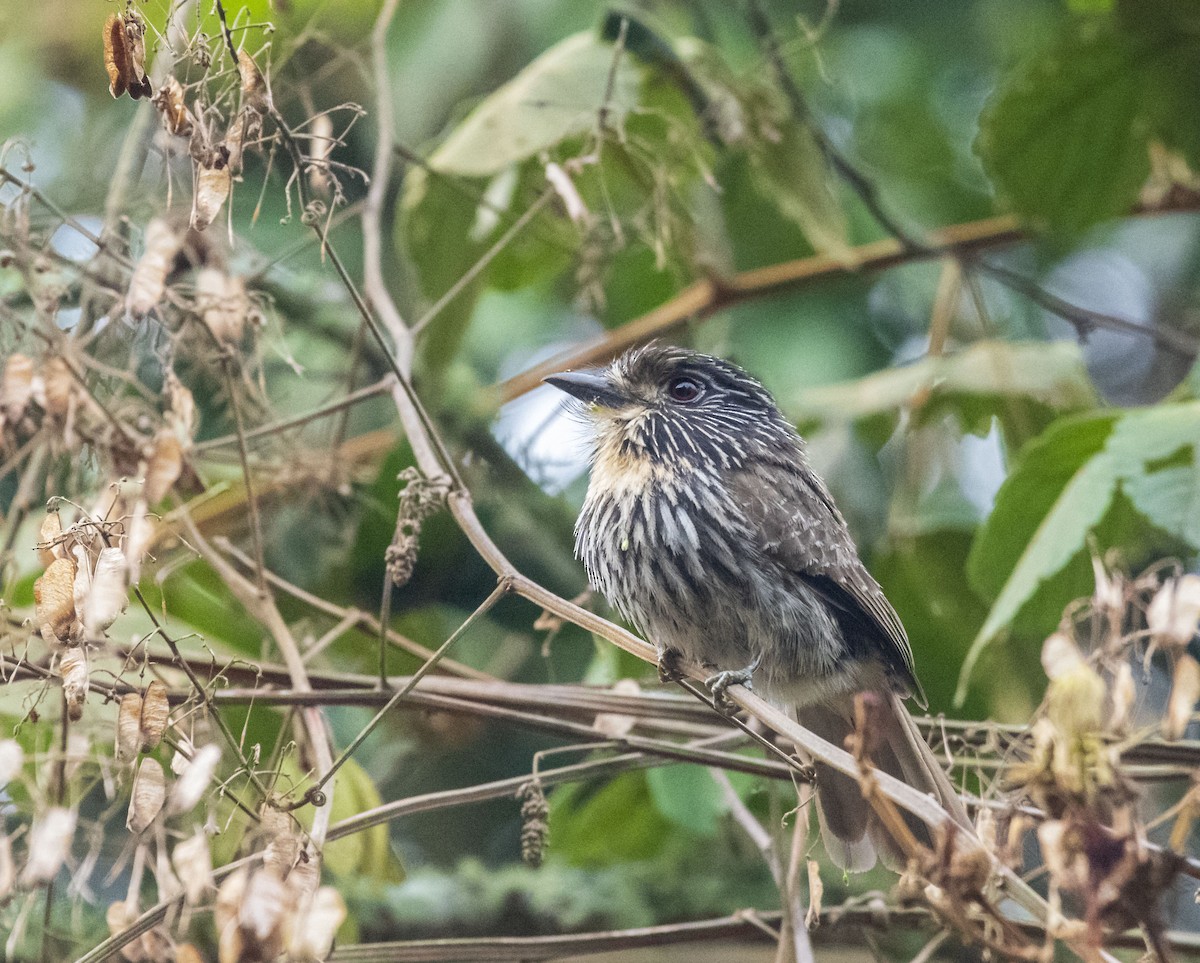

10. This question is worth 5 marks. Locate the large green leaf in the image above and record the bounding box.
[645,765,726,837]
[958,402,1200,703]
[429,32,639,178]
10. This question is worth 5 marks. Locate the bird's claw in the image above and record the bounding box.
[705,663,757,713]
[657,648,685,684]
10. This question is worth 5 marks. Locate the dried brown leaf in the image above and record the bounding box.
[104,12,152,100]
[60,647,88,721]
[237,52,268,110]
[154,76,193,136]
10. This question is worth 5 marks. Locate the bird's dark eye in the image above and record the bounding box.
[667,376,703,404]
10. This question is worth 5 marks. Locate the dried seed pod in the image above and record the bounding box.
[0,740,23,787]
[169,743,220,814]
[83,546,128,637]
[103,12,152,100]
[41,357,75,418]
[60,647,89,721]
[127,219,182,318]
[153,76,193,136]
[1165,653,1200,741]
[175,945,204,963]
[307,114,334,197]
[127,757,166,833]
[139,680,170,752]
[194,269,247,345]
[143,429,183,504]
[218,868,287,963]
[288,885,346,960]
[1,353,34,422]
[171,831,213,905]
[37,511,64,568]
[517,780,548,868]
[1110,661,1137,733]
[124,504,155,584]
[165,369,196,442]
[116,692,143,761]
[20,807,76,885]
[237,52,268,111]
[804,860,823,930]
[191,161,232,232]
[0,830,12,901]
[1148,575,1200,652]
[34,556,77,642]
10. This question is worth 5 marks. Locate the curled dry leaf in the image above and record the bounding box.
[0,740,23,787]
[191,161,232,232]
[143,429,183,504]
[83,546,128,637]
[1148,575,1200,652]
[288,885,347,960]
[153,76,193,136]
[20,806,76,885]
[169,743,220,815]
[104,12,152,100]
[60,647,89,721]
[804,859,823,930]
[139,680,170,752]
[195,268,247,345]
[172,830,213,905]
[127,218,182,318]
[1,353,34,422]
[37,511,64,567]
[1165,653,1200,741]
[128,757,166,833]
[34,556,77,642]
[116,692,143,761]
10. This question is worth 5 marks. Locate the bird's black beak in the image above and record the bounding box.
[543,369,627,409]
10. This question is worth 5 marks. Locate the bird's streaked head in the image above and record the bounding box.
[544,344,796,468]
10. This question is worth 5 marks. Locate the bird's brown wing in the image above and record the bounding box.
[729,462,924,705]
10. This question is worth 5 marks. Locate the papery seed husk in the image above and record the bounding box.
[35,556,77,641]
[117,692,143,761]
[191,163,232,232]
[122,12,152,100]
[154,76,193,136]
[20,807,76,885]
[804,860,823,930]
[172,830,213,905]
[0,740,22,787]
[37,511,64,568]
[237,52,268,110]
[262,828,301,878]
[1148,575,1200,652]
[124,504,154,584]
[84,546,128,637]
[1040,631,1085,681]
[71,544,92,627]
[165,369,196,442]
[139,680,170,752]
[1,353,34,422]
[42,357,74,417]
[60,647,89,721]
[194,268,247,345]
[175,945,204,963]
[215,866,247,935]
[127,219,181,318]
[0,830,12,901]
[239,867,288,945]
[103,13,128,98]
[1166,652,1200,741]
[288,885,346,960]
[128,757,166,833]
[169,743,220,815]
[143,429,183,504]
[1111,661,1136,733]
[308,114,334,197]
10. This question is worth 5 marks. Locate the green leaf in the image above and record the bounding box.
[429,32,639,178]
[645,765,726,837]
[976,22,1150,234]
[549,772,671,866]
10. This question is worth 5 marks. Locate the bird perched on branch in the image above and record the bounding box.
[546,343,968,870]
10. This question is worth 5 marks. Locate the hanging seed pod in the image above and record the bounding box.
[1165,653,1200,741]
[116,692,143,761]
[127,219,182,318]
[169,743,220,815]
[1,353,34,422]
[154,76,193,136]
[191,161,232,233]
[237,52,268,111]
[517,780,549,868]
[0,830,12,902]
[1148,575,1200,652]
[19,807,76,885]
[34,556,77,642]
[103,11,152,100]
[143,429,183,504]
[83,546,128,637]
[288,886,346,960]
[139,680,170,752]
[37,511,64,568]
[60,647,89,721]
[41,357,75,418]
[194,269,247,346]
[172,831,213,905]
[127,757,166,833]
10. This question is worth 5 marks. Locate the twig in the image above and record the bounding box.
[219,356,267,595]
